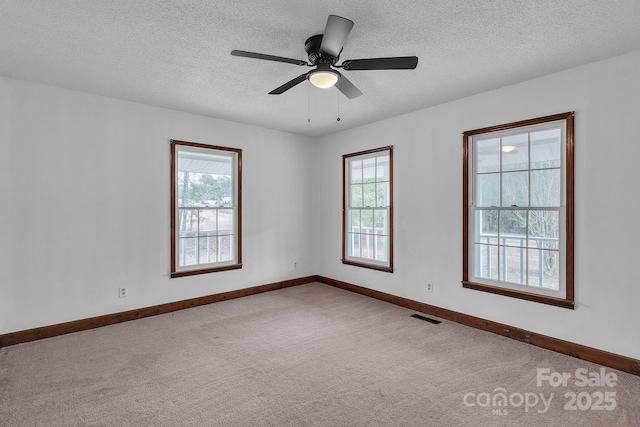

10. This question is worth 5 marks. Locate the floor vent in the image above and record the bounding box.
[410,314,442,325]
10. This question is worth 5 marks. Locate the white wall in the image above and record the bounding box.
[313,50,640,360]
[0,77,315,334]
[3,50,639,362]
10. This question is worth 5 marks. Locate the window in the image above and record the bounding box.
[463,113,574,308]
[171,140,242,278]
[343,147,393,272]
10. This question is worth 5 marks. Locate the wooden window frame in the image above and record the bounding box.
[462,112,574,309]
[342,146,394,273]
[170,140,242,278]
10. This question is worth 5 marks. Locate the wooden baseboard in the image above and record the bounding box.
[0,275,317,348]
[316,275,640,377]
[4,274,639,378]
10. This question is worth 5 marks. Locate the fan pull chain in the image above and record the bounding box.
[307,82,311,123]
[336,79,341,122]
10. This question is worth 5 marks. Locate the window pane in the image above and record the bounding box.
[179,209,199,238]
[360,232,375,259]
[361,209,374,229]
[542,250,560,290]
[376,182,390,207]
[374,210,388,235]
[351,184,363,208]
[350,210,361,233]
[198,236,217,264]
[499,210,527,247]
[179,238,197,266]
[531,169,560,207]
[376,155,390,182]
[474,243,498,281]
[220,175,234,206]
[177,171,207,207]
[476,173,500,206]
[218,235,233,262]
[499,245,527,284]
[375,235,388,261]
[502,171,528,207]
[177,172,190,207]
[530,129,561,169]
[501,134,528,172]
[218,209,234,235]
[351,159,363,183]
[362,158,376,182]
[348,232,360,257]
[476,138,500,173]
[363,183,376,207]
[474,209,498,245]
[528,211,559,250]
[198,209,217,237]
[527,249,560,290]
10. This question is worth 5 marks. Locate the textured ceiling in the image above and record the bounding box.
[2,1,640,137]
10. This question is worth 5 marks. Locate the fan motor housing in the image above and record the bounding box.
[305,34,338,65]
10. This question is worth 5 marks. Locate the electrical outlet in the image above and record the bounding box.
[118,286,128,298]
[293,261,298,270]
[426,283,433,293]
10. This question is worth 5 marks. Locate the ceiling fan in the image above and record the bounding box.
[231,15,418,99]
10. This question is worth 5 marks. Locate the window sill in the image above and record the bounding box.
[462,280,574,309]
[171,263,242,278]
[342,259,393,273]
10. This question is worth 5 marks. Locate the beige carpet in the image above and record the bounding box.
[1,282,639,426]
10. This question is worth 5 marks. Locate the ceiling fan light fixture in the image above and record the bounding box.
[231,14,417,99]
[309,70,339,89]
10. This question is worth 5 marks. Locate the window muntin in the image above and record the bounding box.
[343,147,393,272]
[463,113,574,308]
[171,140,242,277]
